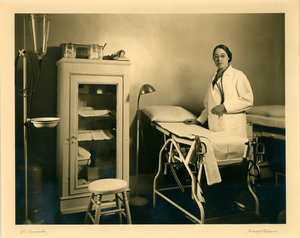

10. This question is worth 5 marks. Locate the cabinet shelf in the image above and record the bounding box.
[78,130,115,141]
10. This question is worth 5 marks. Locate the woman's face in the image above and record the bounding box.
[213,48,230,70]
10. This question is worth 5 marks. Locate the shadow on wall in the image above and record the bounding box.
[134,111,164,175]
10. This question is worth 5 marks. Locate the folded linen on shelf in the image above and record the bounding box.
[78,146,91,165]
[78,130,115,141]
[92,130,114,140]
[78,107,115,117]
[78,146,91,158]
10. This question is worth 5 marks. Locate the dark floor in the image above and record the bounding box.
[16,175,286,225]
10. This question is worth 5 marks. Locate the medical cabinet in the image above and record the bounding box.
[56,58,131,214]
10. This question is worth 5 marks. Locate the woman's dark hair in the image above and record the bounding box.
[213,44,232,63]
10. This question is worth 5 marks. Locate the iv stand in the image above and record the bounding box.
[22,15,31,224]
[18,14,54,224]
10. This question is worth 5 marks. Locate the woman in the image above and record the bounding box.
[187,45,253,138]
[187,45,254,211]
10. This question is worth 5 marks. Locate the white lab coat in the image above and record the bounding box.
[198,65,253,138]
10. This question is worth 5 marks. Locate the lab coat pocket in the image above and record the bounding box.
[221,113,246,137]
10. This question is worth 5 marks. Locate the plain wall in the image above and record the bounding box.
[15,14,285,179]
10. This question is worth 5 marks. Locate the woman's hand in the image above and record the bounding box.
[211,104,226,116]
[184,119,199,125]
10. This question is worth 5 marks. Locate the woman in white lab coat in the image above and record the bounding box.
[189,45,253,138]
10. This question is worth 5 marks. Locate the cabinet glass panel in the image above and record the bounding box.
[70,75,123,194]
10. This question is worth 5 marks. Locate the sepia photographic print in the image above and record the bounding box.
[0,0,299,237]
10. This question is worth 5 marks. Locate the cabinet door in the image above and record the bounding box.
[69,74,123,195]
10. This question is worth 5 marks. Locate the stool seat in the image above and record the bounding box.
[84,178,132,225]
[89,179,128,195]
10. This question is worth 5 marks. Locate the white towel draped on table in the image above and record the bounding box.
[156,123,248,185]
[156,123,248,202]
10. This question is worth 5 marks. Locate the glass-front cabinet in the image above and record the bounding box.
[70,75,122,195]
[56,59,130,214]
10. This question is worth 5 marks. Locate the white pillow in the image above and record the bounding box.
[141,106,196,122]
[247,105,285,117]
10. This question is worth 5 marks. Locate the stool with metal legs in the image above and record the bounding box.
[84,179,132,224]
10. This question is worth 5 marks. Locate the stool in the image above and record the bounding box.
[84,179,132,224]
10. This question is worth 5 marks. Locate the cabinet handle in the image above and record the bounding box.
[70,136,77,144]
